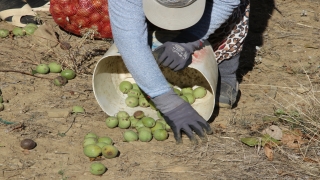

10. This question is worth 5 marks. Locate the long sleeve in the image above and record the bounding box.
[108,0,171,98]
[184,0,240,40]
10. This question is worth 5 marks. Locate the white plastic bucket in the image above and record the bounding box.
[92,31,218,120]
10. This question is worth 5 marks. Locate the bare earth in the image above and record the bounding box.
[1,0,320,179]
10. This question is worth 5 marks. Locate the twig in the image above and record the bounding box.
[276,34,301,39]
[54,152,69,154]
[297,23,320,30]
[147,169,202,173]
[240,84,296,90]
[0,70,53,80]
[17,60,38,65]
[63,89,89,95]
[274,6,284,17]
[68,51,79,73]
[5,121,24,133]
[58,114,76,137]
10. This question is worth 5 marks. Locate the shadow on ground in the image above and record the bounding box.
[209,0,275,123]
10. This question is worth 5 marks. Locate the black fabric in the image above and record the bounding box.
[0,0,42,25]
[4,15,39,25]
[0,0,27,11]
[27,0,49,8]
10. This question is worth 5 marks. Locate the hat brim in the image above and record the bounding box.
[143,0,206,30]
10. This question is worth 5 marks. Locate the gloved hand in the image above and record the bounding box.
[153,39,203,71]
[152,89,213,144]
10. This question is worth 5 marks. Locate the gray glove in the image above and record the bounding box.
[153,40,203,71]
[152,89,213,144]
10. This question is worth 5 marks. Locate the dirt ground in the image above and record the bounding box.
[1,0,320,179]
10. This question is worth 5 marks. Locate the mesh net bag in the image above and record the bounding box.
[50,0,112,39]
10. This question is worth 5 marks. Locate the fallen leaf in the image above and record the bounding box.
[262,116,279,123]
[274,109,286,116]
[303,157,319,163]
[264,144,274,161]
[262,125,283,140]
[302,133,319,142]
[281,131,305,149]
[250,124,262,131]
[217,123,227,129]
[32,24,59,48]
[241,137,259,146]
[261,134,281,147]
[292,129,303,136]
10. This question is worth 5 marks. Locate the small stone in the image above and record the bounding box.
[32,24,59,47]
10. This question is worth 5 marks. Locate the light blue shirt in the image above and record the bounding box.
[108,0,240,98]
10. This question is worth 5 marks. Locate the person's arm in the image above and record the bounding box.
[184,0,241,40]
[108,0,171,98]
[109,0,213,143]
[153,0,240,71]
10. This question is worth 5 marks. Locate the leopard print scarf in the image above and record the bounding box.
[208,0,250,63]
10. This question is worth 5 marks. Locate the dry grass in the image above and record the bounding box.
[235,68,320,179]
[268,65,320,136]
